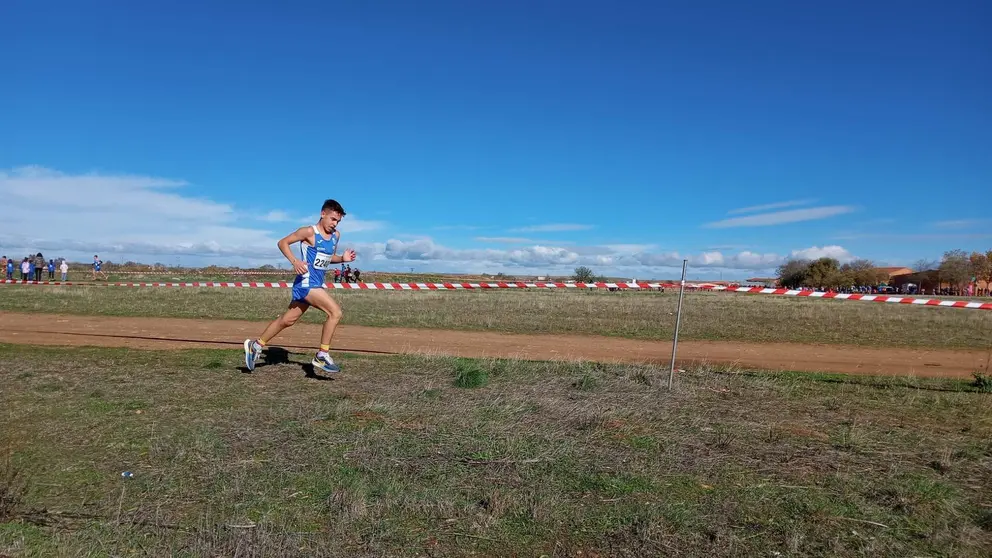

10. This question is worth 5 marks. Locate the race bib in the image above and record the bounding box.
[313,252,334,270]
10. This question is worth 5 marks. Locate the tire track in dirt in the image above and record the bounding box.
[0,312,985,378]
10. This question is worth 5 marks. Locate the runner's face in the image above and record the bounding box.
[319,210,342,232]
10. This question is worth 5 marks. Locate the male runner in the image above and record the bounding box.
[243,199,356,373]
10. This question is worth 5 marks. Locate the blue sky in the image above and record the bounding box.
[1,0,989,279]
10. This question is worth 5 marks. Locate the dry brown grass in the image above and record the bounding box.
[1,344,990,556]
[1,286,990,349]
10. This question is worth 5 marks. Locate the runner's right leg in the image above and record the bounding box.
[244,301,308,370]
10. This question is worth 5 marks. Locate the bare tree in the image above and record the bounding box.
[572,266,595,282]
[776,258,810,288]
[912,259,938,272]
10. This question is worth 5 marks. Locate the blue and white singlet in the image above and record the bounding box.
[292,226,338,301]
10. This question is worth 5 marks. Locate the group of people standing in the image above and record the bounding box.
[2,254,69,281]
[332,264,361,283]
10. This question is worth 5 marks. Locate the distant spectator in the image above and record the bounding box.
[34,253,44,282]
[353,268,361,282]
[0,256,6,273]
[47,259,55,280]
[5,258,13,280]
[60,259,68,281]
[21,258,30,281]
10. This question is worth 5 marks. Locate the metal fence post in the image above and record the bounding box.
[668,259,688,390]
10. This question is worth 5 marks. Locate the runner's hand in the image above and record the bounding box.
[343,249,357,262]
[292,259,308,275]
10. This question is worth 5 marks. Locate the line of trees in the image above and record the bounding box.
[776,249,992,291]
[776,258,889,290]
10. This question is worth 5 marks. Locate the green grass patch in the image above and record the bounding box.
[452,358,489,388]
[0,344,990,556]
[972,372,992,393]
[572,372,598,391]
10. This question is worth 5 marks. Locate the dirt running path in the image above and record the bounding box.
[0,312,986,378]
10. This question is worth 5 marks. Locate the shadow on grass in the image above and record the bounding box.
[301,362,335,382]
[239,346,335,381]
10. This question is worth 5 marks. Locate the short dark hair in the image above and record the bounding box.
[321,199,346,216]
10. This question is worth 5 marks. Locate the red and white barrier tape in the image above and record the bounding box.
[106,270,291,275]
[1,279,990,310]
[0,279,668,290]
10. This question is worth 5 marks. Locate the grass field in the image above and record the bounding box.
[2,344,991,557]
[1,285,990,349]
[3,283,990,555]
[32,270,482,284]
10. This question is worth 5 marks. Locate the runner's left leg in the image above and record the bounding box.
[244,301,309,370]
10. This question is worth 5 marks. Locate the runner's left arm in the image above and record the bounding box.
[329,231,356,263]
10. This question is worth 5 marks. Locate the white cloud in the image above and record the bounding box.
[703,206,856,228]
[629,250,781,270]
[931,219,986,229]
[692,251,725,266]
[507,245,581,266]
[731,251,784,269]
[509,223,594,232]
[475,236,543,244]
[726,199,815,215]
[358,237,850,276]
[259,210,295,222]
[0,166,859,279]
[788,245,854,262]
[859,218,896,226]
[432,225,484,231]
[291,211,385,233]
[377,238,597,269]
[603,244,658,254]
[702,244,750,251]
[0,166,383,264]
[833,232,992,241]
[317,216,386,233]
[261,206,387,231]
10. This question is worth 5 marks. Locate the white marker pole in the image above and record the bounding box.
[668,259,688,390]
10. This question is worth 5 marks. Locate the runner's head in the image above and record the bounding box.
[318,199,346,233]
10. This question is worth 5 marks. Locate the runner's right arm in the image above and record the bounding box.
[277,226,315,276]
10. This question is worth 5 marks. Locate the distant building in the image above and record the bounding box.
[874,267,913,281]
[890,269,990,295]
[745,277,779,287]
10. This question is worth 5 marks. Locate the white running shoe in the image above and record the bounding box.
[312,351,341,373]
[243,339,263,371]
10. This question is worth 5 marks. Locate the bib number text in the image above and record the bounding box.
[313,252,334,270]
